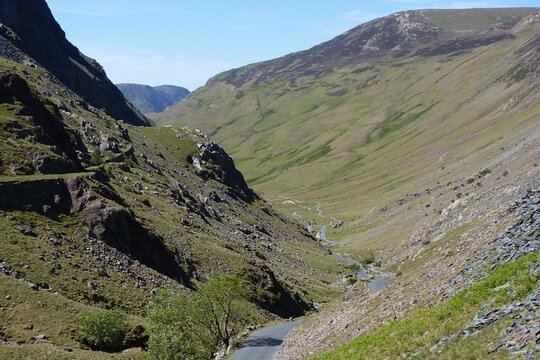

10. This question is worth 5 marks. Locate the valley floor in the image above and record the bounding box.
[276,172,540,359]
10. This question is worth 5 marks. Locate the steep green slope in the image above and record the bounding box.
[155,8,540,258]
[0,15,345,359]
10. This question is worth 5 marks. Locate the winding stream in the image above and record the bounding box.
[315,218,391,293]
[282,198,392,293]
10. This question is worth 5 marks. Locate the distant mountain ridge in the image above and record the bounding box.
[116,83,190,114]
[0,0,149,125]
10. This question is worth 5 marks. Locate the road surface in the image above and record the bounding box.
[230,320,300,360]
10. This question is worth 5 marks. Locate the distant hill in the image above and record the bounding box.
[155,7,540,220]
[116,83,190,114]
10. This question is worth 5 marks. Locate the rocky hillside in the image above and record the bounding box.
[0,4,345,358]
[116,83,190,114]
[154,8,540,251]
[0,0,149,126]
[153,8,540,358]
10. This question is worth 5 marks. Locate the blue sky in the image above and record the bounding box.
[46,0,539,90]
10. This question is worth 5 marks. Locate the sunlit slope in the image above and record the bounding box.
[155,9,540,251]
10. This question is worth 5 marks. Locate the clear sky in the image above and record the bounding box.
[46,0,539,90]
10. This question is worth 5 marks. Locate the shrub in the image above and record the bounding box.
[78,309,127,352]
[478,168,491,177]
[360,250,375,265]
[91,148,103,166]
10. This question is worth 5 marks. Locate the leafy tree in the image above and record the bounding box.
[78,309,127,352]
[148,291,213,360]
[148,276,253,360]
[193,275,251,349]
[91,148,103,166]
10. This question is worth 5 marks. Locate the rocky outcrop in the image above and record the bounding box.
[197,142,256,203]
[0,72,86,173]
[84,201,193,286]
[244,259,310,318]
[0,0,149,126]
[0,178,73,218]
[314,12,442,58]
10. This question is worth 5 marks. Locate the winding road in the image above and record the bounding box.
[230,320,300,360]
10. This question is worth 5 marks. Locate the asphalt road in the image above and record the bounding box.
[230,320,300,360]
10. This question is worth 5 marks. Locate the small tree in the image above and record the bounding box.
[148,291,213,360]
[78,309,127,352]
[148,276,253,359]
[192,276,251,349]
[91,148,103,166]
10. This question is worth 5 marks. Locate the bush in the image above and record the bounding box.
[360,250,375,265]
[78,309,127,352]
[348,263,361,272]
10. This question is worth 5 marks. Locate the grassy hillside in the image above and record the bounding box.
[155,8,540,260]
[313,251,539,359]
[0,48,344,357]
[154,10,540,357]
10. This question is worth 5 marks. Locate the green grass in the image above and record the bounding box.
[312,252,539,359]
[0,171,94,182]
[421,8,538,31]
[424,318,511,360]
[151,29,540,279]
[133,127,198,165]
[367,103,437,142]
[0,344,147,359]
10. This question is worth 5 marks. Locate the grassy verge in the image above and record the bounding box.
[312,251,539,360]
[0,344,147,360]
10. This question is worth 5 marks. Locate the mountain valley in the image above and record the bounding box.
[0,1,539,359]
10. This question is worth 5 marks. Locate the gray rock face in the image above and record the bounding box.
[194,141,256,203]
[0,0,149,126]
[84,200,193,285]
[429,185,540,358]
[0,72,86,173]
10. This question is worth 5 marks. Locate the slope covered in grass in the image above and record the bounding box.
[313,252,539,359]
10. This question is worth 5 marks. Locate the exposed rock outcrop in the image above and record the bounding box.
[84,201,193,286]
[0,72,86,173]
[198,142,256,203]
[0,178,73,217]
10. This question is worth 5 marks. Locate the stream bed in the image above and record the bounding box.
[316,225,392,293]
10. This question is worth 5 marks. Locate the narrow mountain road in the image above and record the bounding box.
[230,320,300,360]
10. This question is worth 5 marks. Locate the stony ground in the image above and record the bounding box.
[277,169,540,359]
